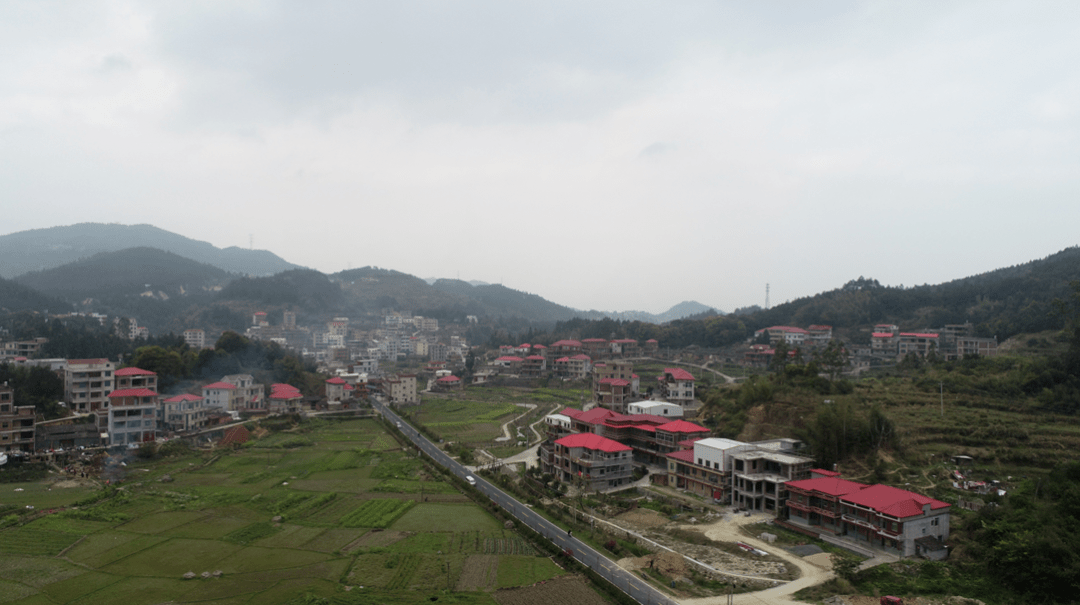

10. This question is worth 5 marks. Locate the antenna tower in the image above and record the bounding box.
[249,234,253,250]
[765,283,770,310]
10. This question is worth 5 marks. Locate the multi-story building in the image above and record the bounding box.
[658,368,695,406]
[106,388,158,445]
[785,476,951,559]
[548,339,583,360]
[115,367,157,391]
[729,439,813,513]
[953,336,998,359]
[0,337,48,358]
[386,374,417,405]
[596,378,633,413]
[162,394,209,432]
[628,401,683,418]
[203,381,241,411]
[754,326,809,346]
[222,374,265,412]
[553,354,592,380]
[0,384,35,452]
[897,333,940,358]
[610,339,641,358]
[593,361,637,407]
[549,433,634,491]
[65,359,115,428]
[545,407,709,466]
[269,384,303,414]
[521,355,546,377]
[183,329,206,349]
[325,376,349,402]
[580,338,609,359]
[665,437,744,501]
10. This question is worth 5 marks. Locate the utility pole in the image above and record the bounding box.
[940,382,944,417]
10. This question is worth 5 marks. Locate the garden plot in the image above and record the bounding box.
[457,554,498,591]
[392,503,503,532]
[0,527,85,556]
[493,575,610,605]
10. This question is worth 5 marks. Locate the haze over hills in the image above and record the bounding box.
[0,223,303,278]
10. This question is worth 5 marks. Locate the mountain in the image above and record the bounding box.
[0,223,303,278]
[575,301,720,324]
[14,247,233,301]
[0,276,71,314]
[429,279,580,322]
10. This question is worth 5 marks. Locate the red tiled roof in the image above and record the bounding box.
[647,339,658,343]
[525,355,545,361]
[663,368,695,381]
[811,468,841,477]
[666,449,696,462]
[272,383,301,392]
[533,344,547,349]
[599,378,630,387]
[678,438,704,448]
[571,354,591,360]
[576,407,627,424]
[899,332,939,339]
[764,326,808,334]
[555,433,632,453]
[115,367,156,376]
[163,394,202,402]
[108,388,157,398]
[436,376,461,383]
[786,477,868,497]
[656,420,709,433]
[871,332,894,338]
[518,343,531,348]
[496,356,524,362]
[556,357,570,363]
[204,381,237,390]
[326,377,347,384]
[560,407,585,419]
[808,325,832,330]
[582,338,608,343]
[550,340,582,347]
[67,358,110,366]
[840,484,950,518]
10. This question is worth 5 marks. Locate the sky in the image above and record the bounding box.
[2,1,1080,314]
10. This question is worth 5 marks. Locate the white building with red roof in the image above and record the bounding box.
[64,358,115,427]
[785,476,951,559]
[162,394,208,432]
[202,381,239,411]
[268,384,303,414]
[551,433,633,491]
[658,368,695,406]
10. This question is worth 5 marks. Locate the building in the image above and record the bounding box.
[953,336,998,359]
[221,374,265,412]
[162,394,208,432]
[203,381,240,411]
[550,433,634,491]
[665,438,744,501]
[548,339,583,359]
[268,384,303,413]
[183,329,206,349]
[785,477,951,559]
[754,326,809,346]
[64,359,115,428]
[0,384,35,452]
[593,361,638,407]
[115,367,157,391]
[106,388,158,445]
[386,374,418,405]
[596,378,634,413]
[542,407,709,467]
[553,354,591,380]
[433,375,463,392]
[521,355,547,377]
[658,368,695,406]
[0,337,48,358]
[897,333,940,358]
[729,439,813,513]
[325,376,349,402]
[627,401,683,418]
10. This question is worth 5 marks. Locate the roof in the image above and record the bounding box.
[203,381,237,390]
[841,484,950,518]
[807,325,833,330]
[436,375,461,383]
[325,377,347,384]
[786,476,868,497]
[871,332,894,338]
[666,449,696,462]
[67,358,111,366]
[555,433,632,453]
[555,357,570,363]
[115,367,156,376]
[525,355,545,360]
[758,325,808,334]
[550,339,582,348]
[811,468,841,477]
[496,356,524,362]
[163,394,202,402]
[663,368,695,381]
[108,388,158,398]
[899,332,939,339]
[570,354,591,360]
[656,420,709,433]
[532,344,547,349]
[599,378,630,387]
[581,338,608,343]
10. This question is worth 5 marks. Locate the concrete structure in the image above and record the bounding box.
[202,381,240,411]
[64,359,115,427]
[729,438,813,513]
[268,384,303,413]
[0,384,35,452]
[221,374,265,412]
[386,374,417,405]
[106,388,158,445]
[183,329,206,349]
[627,401,683,418]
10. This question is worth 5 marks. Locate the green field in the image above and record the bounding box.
[0,415,592,604]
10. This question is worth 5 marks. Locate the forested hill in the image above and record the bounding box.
[537,246,1080,348]
[0,276,70,314]
[0,223,302,278]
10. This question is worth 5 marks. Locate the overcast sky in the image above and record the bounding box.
[2,1,1079,314]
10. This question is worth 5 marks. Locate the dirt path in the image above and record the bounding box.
[494,404,536,442]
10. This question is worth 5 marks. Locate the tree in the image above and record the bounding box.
[816,339,849,381]
[830,553,860,581]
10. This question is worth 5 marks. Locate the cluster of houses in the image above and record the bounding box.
[743,322,998,371]
[536,402,952,560]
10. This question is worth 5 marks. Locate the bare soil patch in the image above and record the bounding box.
[457,554,498,591]
[616,508,669,529]
[493,575,609,605]
[351,529,410,549]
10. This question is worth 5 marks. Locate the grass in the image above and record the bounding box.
[496,556,566,588]
[392,504,504,532]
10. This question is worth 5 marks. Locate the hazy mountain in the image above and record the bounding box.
[575,301,721,324]
[0,276,71,314]
[14,247,233,301]
[0,223,303,278]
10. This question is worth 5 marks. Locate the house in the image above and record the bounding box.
[596,378,633,413]
[897,333,940,358]
[542,407,709,467]
[162,394,209,432]
[268,384,303,414]
[754,326,809,346]
[106,388,158,445]
[549,433,634,491]
[325,376,348,402]
[610,339,640,358]
[222,374,265,412]
[548,339,583,359]
[385,374,418,405]
[658,368,695,406]
[580,338,609,359]
[183,329,206,349]
[433,375,463,392]
[0,384,34,452]
[115,367,157,391]
[627,400,683,418]
[203,381,240,411]
[784,477,951,559]
[521,355,546,377]
[664,438,744,501]
[64,358,116,428]
[593,361,638,407]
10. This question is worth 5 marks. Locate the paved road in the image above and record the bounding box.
[372,398,679,605]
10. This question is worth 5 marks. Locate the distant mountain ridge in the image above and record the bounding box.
[0,223,303,278]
